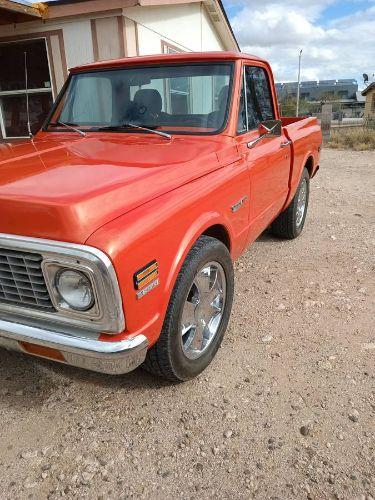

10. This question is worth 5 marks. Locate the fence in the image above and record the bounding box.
[312,104,375,143]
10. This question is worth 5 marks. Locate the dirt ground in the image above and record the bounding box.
[0,149,374,500]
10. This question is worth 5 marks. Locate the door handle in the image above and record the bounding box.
[280,140,292,148]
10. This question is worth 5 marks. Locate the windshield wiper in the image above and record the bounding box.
[49,121,86,137]
[97,122,172,140]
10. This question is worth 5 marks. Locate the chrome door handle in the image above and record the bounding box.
[280,140,292,148]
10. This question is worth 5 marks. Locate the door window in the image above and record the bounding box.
[237,66,275,133]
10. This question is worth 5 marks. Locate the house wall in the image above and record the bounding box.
[124,3,224,54]
[201,5,224,51]
[364,89,375,119]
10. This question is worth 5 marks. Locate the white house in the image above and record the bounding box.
[0,0,238,140]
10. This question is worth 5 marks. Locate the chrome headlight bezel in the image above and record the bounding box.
[44,263,97,314]
[0,233,125,334]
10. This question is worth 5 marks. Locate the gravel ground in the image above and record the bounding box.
[0,149,374,500]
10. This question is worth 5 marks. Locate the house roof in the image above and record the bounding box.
[362,82,375,96]
[0,0,44,25]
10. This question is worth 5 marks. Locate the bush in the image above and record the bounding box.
[328,128,375,151]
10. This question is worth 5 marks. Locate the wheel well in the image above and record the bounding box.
[305,156,314,177]
[202,224,231,251]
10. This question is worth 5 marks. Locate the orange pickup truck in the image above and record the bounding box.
[0,52,322,381]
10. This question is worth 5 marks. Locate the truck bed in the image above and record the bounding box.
[280,116,322,208]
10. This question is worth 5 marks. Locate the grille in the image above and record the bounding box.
[0,248,54,311]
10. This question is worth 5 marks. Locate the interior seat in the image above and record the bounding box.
[130,89,163,125]
[207,85,229,129]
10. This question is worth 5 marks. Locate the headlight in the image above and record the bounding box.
[55,269,94,311]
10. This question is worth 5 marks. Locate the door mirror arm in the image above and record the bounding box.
[247,119,282,149]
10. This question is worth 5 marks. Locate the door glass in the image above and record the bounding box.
[238,66,275,133]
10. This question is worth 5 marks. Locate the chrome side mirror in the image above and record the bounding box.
[247,119,282,149]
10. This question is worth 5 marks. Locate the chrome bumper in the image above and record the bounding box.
[0,319,148,375]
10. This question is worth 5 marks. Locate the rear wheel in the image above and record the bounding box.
[143,236,234,382]
[271,167,310,239]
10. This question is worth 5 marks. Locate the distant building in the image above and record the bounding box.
[276,79,358,102]
[362,83,375,119]
[276,79,365,118]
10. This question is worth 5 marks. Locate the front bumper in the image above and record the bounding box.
[0,319,148,375]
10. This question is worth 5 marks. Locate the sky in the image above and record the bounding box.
[223,0,375,87]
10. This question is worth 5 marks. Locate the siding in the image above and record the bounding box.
[364,89,375,118]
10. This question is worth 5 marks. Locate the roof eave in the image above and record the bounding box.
[362,83,375,96]
[202,0,239,51]
[0,0,44,25]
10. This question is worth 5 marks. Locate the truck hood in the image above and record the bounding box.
[0,133,236,243]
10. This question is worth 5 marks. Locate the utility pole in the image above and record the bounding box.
[296,49,303,117]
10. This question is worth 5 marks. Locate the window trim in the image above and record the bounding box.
[236,63,276,136]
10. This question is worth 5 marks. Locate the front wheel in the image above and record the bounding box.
[271,167,310,239]
[143,236,234,382]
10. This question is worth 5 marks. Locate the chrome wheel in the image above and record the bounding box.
[180,262,226,360]
[296,179,307,228]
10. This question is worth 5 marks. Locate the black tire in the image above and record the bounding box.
[271,167,310,239]
[142,236,234,382]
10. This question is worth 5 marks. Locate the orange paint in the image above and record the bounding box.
[0,52,322,349]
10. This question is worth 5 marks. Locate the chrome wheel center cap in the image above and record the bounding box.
[180,262,226,360]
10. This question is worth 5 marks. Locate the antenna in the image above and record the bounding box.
[24,51,32,138]
[296,49,303,117]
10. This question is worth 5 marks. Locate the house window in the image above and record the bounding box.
[160,41,191,114]
[0,38,53,139]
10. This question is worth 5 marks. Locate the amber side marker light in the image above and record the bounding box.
[19,342,66,362]
[134,260,159,290]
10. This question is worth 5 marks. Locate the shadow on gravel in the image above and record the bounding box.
[255,230,285,243]
[44,360,172,391]
[0,347,171,403]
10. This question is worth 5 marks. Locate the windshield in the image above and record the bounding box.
[47,63,233,135]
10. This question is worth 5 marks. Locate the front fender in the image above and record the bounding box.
[86,164,248,346]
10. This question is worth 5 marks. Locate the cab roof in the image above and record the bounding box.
[70,51,267,73]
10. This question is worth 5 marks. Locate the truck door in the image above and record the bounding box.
[236,65,291,243]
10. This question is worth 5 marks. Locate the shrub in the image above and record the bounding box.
[328,128,375,151]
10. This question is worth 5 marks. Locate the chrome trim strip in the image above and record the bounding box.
[243,68,249,132]
[0,318,148,375]
[0,233,125,334]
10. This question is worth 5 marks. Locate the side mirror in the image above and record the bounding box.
[259,119,282,137]
[248,119,282,149]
